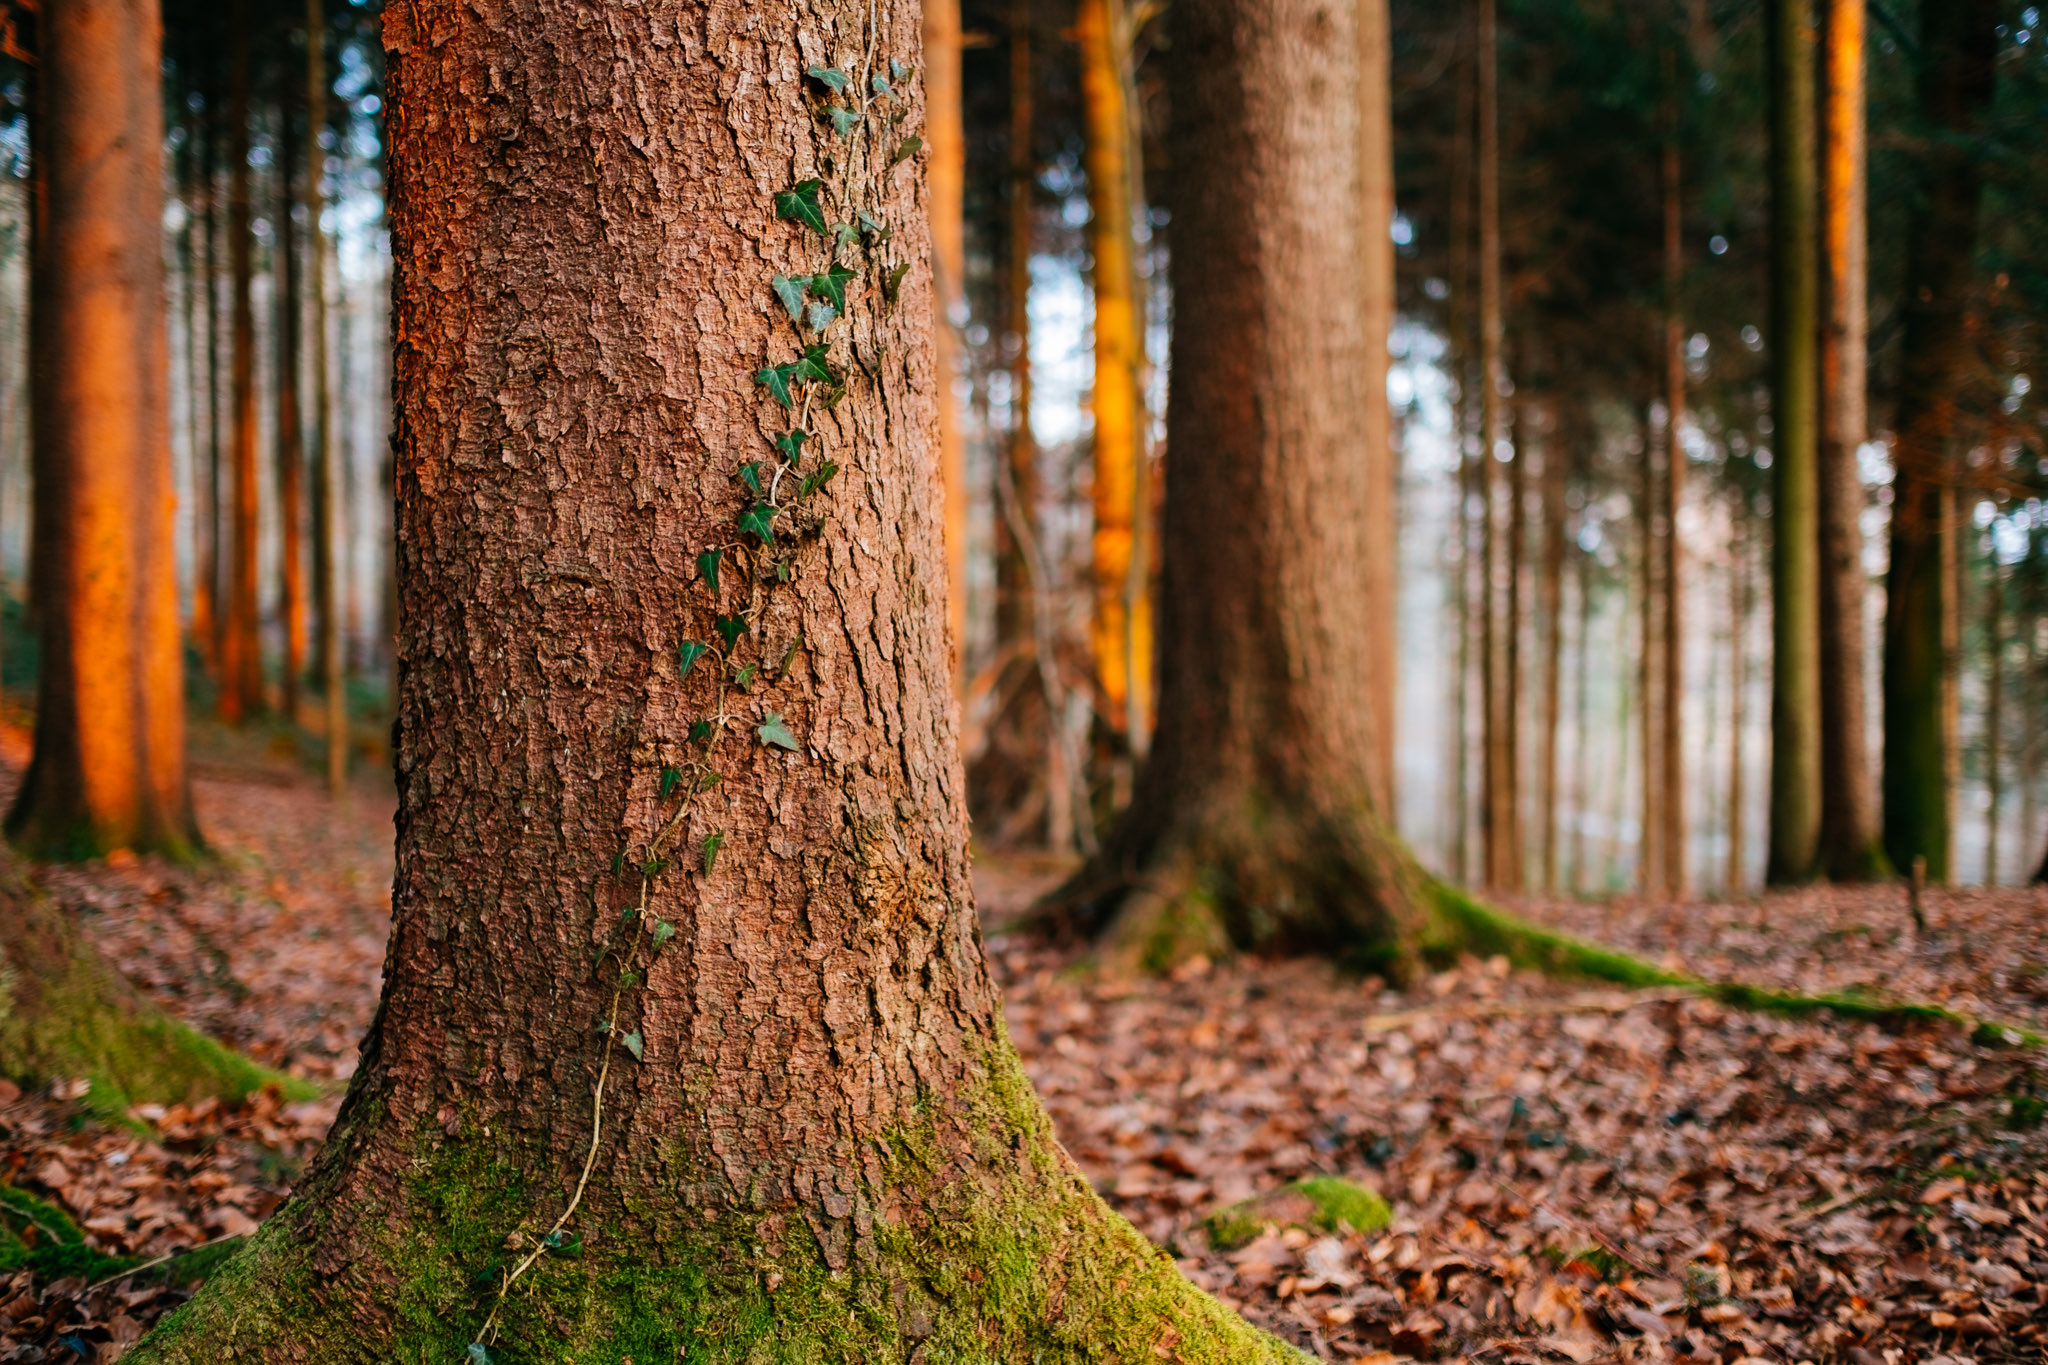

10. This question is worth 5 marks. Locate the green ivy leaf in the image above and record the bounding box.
[703,831,724,874]
[797,462,840,499]
[833,222,860,251]
[468,1345,494,1364]
[889,136,922,167]
[806,300,838,331]
[796,345,837,385]
[696,550,720,590]
[543,1230,583,1258]
[689,719,712,743]
[651,920,676,948]
[678,640,708,677]
[714,615,747,650]
[773,429,809,462]
[813,263,857,313]
[828,105,860,138]
[739,502,778,545]
[884,261,912,302]
[740,462,763,495]
[621,1031,645,1061]
[773,179,828,235]
[890,58,910,81]
[758,712,800,751]
[756,362,797,408]
[659,767,682,799]
[734,662,759,688]
[771,274,810,324]
[871,73,892,95]
[858,210,891,243]
[805,65,849,91]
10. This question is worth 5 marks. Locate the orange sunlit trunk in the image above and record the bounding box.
[1077,0,1151,746]
[8,0,198,859]
[219,0,262,723]
[925,0,967,696]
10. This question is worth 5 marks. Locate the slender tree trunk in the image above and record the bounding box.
[275,77,307,723]
[1052,0,1436,970]
[307,0,344,795]
[1610,572,1635,889]
[1638,409,1660,891]
[1078,0,1150,748]
[2021,611,2038,886]
[1984,557,2002,882]
[202,85,225,679]
[220,0,262,723]
[1728,505,1749,891]
[7,0,198,859]
[1359,0,1396,810]
[1881,0,1994,885]
[1447,15,1475,884]
[1766,0,1822,884]
[1477,0,1517,892]
[127,5,1295,1359]
[1817,0,1881,878]
[179,112,213,667]
[926,0,967,694]
[1661,141,1686,898]
[1505,397,1526,880]
[1538,410,1565,892]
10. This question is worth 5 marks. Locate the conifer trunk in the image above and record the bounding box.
[127,5,1294,1358]
[275,77,308,722]
[1765,0,1822,884]
[1359,0,1396,810]
[1660,141,1686,898]
[306,0,345,794]
[220,0,263,723]
[1637,408,1660,891]
[925,0,967,691]
[1882,0,1996,884]
[1477,0,1517,892]
[1728,508,1750,890]
[1817,0,1881,878]
[1984,560,2002,881]
[1538,417,1565,893]
[7,0,198,859]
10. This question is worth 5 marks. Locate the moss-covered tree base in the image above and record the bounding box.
[129,1046,1303,1364]
[0,859,304,1115]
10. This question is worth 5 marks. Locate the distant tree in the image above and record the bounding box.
[218,0,263,723]
[126,2,1294,1357]
[7,0,198,858]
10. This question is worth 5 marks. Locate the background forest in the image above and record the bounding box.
[0,0,2039,1361]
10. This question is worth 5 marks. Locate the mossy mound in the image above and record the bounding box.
[0,1183,136,1282]
[1204,1177,1392,1252]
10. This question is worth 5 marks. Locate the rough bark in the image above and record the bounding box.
[1765,0,1821,885]
[1816,0,1881,879]
[7,0,199,860]
[1045,0,1433,975]
[220,0,263,724]
[1660,141,1686,898]
[127,5,1295,1360]
[1881,0,1995,885]
[1477,0,1517,892]
[275,76,308,723]
[1358,0,1396,813]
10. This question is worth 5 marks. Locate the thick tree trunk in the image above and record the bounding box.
[1816,0,1881,879]
[1078,0,1151,751]
[1660,142,1686,898]
[7,0,198,860]
[1047,0,1431,974]
[925,0,967,693]
[1881,0,1995,884]
[1359,0,1396,812]
[1477,0,1517,892]
[220,1,263,724]
[128,6,1293,1360]
[275,79,308,723]
[1765,0,1822,885]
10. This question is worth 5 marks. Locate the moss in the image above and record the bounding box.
[0,1182,139,1281]
[1202,1178,1391,1252]
[130,1039,1308,1364]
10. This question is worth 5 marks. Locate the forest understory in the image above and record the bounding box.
[0,746,2040,1364]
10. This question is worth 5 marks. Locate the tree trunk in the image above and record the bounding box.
[127,6,1294,1359]
[1816,0,1881,879]
[306,0,345,795]
[202,81,225,679]
[1078,0,1150,750]
[1638,409,1660,891]
[1359,0,1396,812]
[1765,0,1822,885]
[1538,413,1565,893]
[1446,11,1474,884]
[1477,0,1517,892]
[275,73,308,723]
[1047,0,1431,973]
[1660,141,1686,899]
[1984,557,2002,882]
[219,0,263,724]
[1505,397,1526,879]
[1728,506,1749,891]
[1881,0,1995,885]
[179,108,214,672]
[7,0,199,860]
[925,0,966,694]
[1568,467,1591,891]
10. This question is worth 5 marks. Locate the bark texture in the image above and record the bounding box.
[1881,0,1996,885]
[1047,0,1429,973]
[128,5,1294,1361]
[7,0,199,859]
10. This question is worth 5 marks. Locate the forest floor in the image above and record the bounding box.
[0,739,2042,1363]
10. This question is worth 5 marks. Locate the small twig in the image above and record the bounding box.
[84,1232,242,1293]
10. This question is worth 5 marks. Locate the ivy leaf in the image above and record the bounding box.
[651,920,676,948]
[797,462,840,499]
[659,767,682,799]
[468,1346,494,1365]
[805,65,848,92]
[828,105,860,138]
[770,274,810,324]
[621,1031,645,1061]
[833,222,860,251]
[858,210,891,243]
[891,58,910,81]
[544,1230,584,1258]
[884,261,912,302]
[703,831,724,874]
[678,640,708,677]
[689,719,712,743]
[795,345,837,386]
[773,179,828,235]
[740,462,763,495]
[813,263,857,313]
[696,549,720,590]
[714,615,747,650]
[773,429,809,462]
[889,136,923,167]
[733,662,758,688]
[806,300,838,331]
[756,362,796,409]
[739,502,778,545]
[871,73,892,95]
[758,712,800,752]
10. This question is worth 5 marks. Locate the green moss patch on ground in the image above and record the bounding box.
[1203,1177,1392,1252]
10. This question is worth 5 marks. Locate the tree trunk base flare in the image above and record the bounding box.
[0,858,296,1115]
[127,1044,1301,1365]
